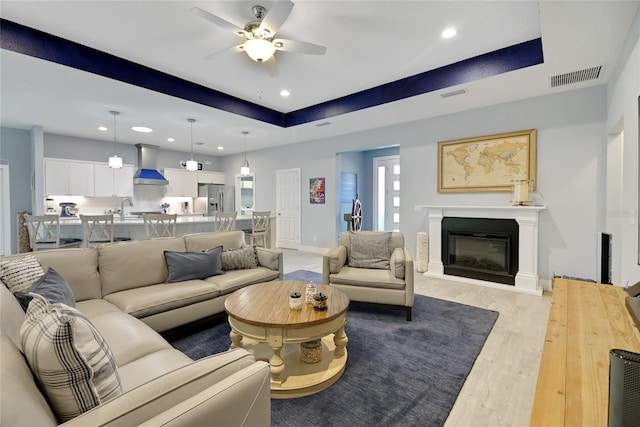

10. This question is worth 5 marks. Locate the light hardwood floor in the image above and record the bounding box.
[282,249,552,427]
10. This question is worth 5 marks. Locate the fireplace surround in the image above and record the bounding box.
[416,205,545,295]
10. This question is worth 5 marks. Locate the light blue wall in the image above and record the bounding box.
[0,128,32,253]
[2,85,609,283]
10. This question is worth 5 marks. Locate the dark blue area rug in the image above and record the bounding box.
[167,294,498,427]
[283,269,322,282]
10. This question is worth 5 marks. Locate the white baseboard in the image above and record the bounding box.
[296,245,330,255]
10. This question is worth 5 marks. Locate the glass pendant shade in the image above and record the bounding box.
[240,159,251,175]
[108,155,123,169]
[187,118,197,172]
[244,38,276,62]
[108,111,122,169]
[186,159,198,172]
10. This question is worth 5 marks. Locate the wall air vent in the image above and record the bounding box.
[440,89,467,98]
[550,66,602,88]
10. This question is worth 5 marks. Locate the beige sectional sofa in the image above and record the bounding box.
[1,231,282,426]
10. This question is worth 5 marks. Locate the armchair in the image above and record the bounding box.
[322,231,414,320]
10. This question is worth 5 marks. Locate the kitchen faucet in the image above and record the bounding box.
[120,198,133,220]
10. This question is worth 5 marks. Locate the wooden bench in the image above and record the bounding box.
[530,278,640,426]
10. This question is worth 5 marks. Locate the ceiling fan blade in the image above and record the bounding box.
[191,7,249,38]
[257,0,294,36]
[205,44,245,60]
[273,38,327,55]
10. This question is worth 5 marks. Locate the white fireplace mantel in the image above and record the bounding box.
[415,204,546,296]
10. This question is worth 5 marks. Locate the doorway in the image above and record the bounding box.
[373,155,400,231]
[276,168,301,249]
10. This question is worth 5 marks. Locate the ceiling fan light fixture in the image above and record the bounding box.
[244,38,275,62]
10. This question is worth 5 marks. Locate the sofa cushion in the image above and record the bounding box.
[221,247,258,271]
[348,231,392,270]
[20,293,123,422]
[164,247,223,283]
[0,255,44,293]
[15,267,76,310]
[33,248,102,301]
[99,237,187,296]
[103,281,222,320]
[183,231,245,252]
[205,267,280,296]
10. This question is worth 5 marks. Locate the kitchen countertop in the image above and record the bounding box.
[58,214,262,225]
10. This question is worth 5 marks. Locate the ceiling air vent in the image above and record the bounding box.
[550,66,602,88]
[440,89,467,98]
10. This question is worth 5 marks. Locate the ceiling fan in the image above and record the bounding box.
[191,0,327,69]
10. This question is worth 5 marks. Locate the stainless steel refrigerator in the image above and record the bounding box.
[198,184,224,216]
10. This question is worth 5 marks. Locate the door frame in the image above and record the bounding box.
[0,162,11,255]
[276,168,301,249]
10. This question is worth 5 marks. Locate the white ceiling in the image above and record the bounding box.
[1,1,638,156]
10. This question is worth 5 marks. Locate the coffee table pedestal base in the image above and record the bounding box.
[239,334,347,399]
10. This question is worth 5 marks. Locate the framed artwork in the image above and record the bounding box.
[310,177,325,204]
[438,129,537,193]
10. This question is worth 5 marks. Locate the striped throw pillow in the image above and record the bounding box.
[0,255,45,293]
[20,293,122,422]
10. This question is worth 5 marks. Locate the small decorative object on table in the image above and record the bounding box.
[300,339,322,364]
[289,292,302,310]
[305,282,317,304]
[313,292,328,311]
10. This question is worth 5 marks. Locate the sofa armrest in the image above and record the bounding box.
[61,349,270,427]
[255,247,283,279]
[322,246,347,284]
[403,248,415,307]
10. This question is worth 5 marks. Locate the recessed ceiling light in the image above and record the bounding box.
[280,89,290,97]
[217,146,224,150]
[442,27,457,39]
[131,126,153,133]
[98,126,108,131]
[167,137,175,142]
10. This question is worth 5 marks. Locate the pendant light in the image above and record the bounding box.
[240,131,251,175]
[108,111,123,169]
[186,118,198,172]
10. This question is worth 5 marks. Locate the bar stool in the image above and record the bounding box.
[23,214,82,251]
[244,211,270,247]
[80,214,131,247]
[214,212,237,232]
[143,213,177,239]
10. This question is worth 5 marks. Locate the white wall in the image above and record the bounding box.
[607,9,640,287]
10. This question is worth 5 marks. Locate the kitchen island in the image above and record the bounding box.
[59,214,275,247]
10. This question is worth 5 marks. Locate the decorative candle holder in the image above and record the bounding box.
[313,292,328,311]
[511,179,532,206]
[289,292,302,310]
[305,282,317,304]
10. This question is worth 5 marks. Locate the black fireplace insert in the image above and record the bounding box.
[442,217,519,285]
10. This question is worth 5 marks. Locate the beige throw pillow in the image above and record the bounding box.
[20,293,122,422]
[0,255,45,293]
[221,246,258,271]
[348,231,392,270]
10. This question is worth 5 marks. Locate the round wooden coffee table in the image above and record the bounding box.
[224,281,349,399]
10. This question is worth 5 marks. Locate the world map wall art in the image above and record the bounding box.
[437,129,537,193]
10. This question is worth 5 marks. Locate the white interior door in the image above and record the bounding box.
[276,168,301,249]
[0,163,11,255]
[373,155,400,231]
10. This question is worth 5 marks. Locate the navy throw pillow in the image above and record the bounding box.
[164,246,224,283]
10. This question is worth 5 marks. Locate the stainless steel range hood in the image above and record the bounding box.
[133,143,169,185]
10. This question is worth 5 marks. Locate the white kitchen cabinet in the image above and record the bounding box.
[94,164,134,197]
[197,171,225,185]
[44,159,94,196]
[164,168,198,197]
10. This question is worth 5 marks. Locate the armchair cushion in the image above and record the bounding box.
[390,247,406,279]
[348,231,392,270]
